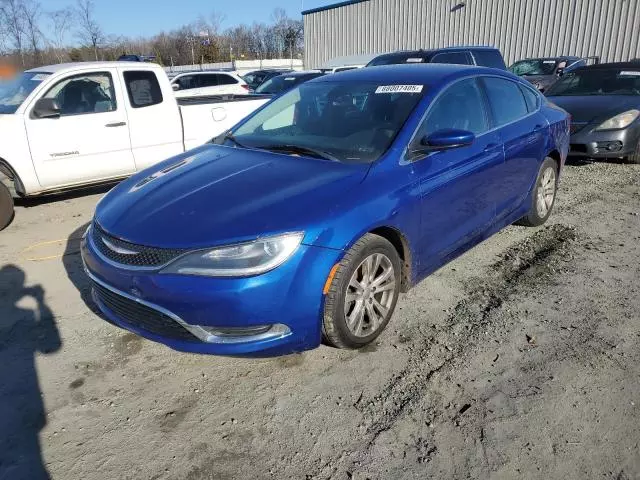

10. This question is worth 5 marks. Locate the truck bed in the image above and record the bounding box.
[178,94,271,150]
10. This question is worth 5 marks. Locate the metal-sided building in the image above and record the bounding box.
[302,0,640,68]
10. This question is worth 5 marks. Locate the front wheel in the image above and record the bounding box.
[517,157,558,227]
[322,233,402,349]
[0,182,14,231]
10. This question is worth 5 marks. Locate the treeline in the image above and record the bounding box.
[0,0,304,68]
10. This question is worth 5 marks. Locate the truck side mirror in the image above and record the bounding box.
[172,83,180,91]
[33,98,61,119]
[556,67,565,77]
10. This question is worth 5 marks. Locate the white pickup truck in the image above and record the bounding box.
[0,61,271,230]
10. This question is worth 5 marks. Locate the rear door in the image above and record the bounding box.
[411,77,504,272]
[119,68,184,170]
[479,76,548,219]
[24,68,135,189]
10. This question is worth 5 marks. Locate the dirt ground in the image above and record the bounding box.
[1,159,639,480]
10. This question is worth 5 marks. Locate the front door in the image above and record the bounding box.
[24,69,135,189]
[411,78,504,273]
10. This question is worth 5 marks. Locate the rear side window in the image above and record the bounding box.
[417,78,489,137]
[471,50,507,69]
[123,71,163,108]
[430,51,472,65]
[199,75,219,87]
[217,74,238,85]
[519,84,540,112]
[481,77,528,126]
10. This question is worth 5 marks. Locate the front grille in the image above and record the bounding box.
[92,281,199,342]
[570,122,587,135]
[92,223,186,268]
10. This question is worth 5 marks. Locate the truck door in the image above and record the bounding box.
[24,68,135,189]
[119,69,184,171]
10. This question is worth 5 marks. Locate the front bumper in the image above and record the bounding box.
[81,227,342,356]
[568,122,640,158]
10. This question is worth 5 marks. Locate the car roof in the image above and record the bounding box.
[579,61,640,70]
[27,61,158,73]
[312,63,509,85]
[373,46,499,58]
[277,70,323,77]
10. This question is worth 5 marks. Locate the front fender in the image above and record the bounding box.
[0,114,41,195]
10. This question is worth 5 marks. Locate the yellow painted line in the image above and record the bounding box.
[21,238,67,253]
[25,254,64,262]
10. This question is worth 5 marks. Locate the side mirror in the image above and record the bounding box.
[556,67,564,77]
[32,98,61,119]
[421,129,475,150]
[172,83,180,91]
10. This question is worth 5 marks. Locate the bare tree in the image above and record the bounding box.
[0,0,26,65]
[22,0,41,63]
[75,0,103,60]
[47,7,73,62]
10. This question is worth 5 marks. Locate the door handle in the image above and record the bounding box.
[105,121,126,127]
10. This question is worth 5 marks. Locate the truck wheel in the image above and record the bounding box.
[0,181,15,231]
[628,140,640,164]
[516,157,558,227]
[322,233,402,349]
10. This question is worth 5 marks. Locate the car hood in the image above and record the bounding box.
[95,145,369,249]
[546,95,640,124]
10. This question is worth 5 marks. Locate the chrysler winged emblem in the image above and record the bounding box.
[101,237,139,255]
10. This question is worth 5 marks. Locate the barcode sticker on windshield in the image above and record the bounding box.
[405,58,424,63]
[375,85,423,94]
[620,71,640,76]
[31,73,50,81]
[543,60,556,64]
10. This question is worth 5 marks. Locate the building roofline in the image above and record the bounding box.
[302,0,370,16]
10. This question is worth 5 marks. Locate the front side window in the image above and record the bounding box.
[430,51,472,65]
[481,77,529,126]
[41,72,116,116]
[227,81,424,163]
[123,71,163,108]
[416,78,489,138]
[0,71,51,114]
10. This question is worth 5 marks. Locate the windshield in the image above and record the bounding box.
[0,71,50,114]
[545,69,640,96]
[255,74,318,95]
[222,81,424,163]
[509,59,558,76]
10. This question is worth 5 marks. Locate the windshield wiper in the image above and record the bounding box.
[259,144,340,161]
[223,132,248,149]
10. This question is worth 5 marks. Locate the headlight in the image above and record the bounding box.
[595,109,640,131]
[161,232,304,277]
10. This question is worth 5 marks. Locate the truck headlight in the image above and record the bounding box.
[160,232,303,277]
[595,109,639,131]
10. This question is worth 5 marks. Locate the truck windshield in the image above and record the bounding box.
[546,69,640,96]
[509,59,558,76]
[0,71,50,113]
[226,81,424,163]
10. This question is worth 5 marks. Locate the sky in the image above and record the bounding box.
[43,0,335,40]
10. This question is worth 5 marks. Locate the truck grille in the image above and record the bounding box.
[91,281,199,342]
[92,223,186,268]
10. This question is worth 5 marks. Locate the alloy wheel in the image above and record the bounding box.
[344,253,396,338]
[536,167,556,218]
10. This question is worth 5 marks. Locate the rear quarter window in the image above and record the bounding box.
[217,74,238,85]
[518,84,540,112]
[123,71,163,108]
[471,50,507,69]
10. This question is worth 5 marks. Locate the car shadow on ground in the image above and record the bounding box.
[565,156,628,167]
[62,222,101,318]
[14,182,117,208]
[0,264,61,480]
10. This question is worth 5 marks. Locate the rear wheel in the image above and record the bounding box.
[322,233,402,349]
[0,181,15,231]
[517,157,558,227]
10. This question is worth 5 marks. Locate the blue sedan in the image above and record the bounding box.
[81,64,570,356]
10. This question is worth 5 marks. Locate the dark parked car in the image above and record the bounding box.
[117,54,156,62]
[366,46,506,70]
[242,69,292,90]
[81,64,569,356]
[546,62,640,163]
[254,70,325,96]
[509,56,592,92]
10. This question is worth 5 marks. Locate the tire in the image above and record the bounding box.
[627,140,640,164]
[322,233,402,349]
[0,181,14,231]
[517,157,558,227]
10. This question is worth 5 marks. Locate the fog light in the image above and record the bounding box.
[193,323,291,344]
[596,141,623,152]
